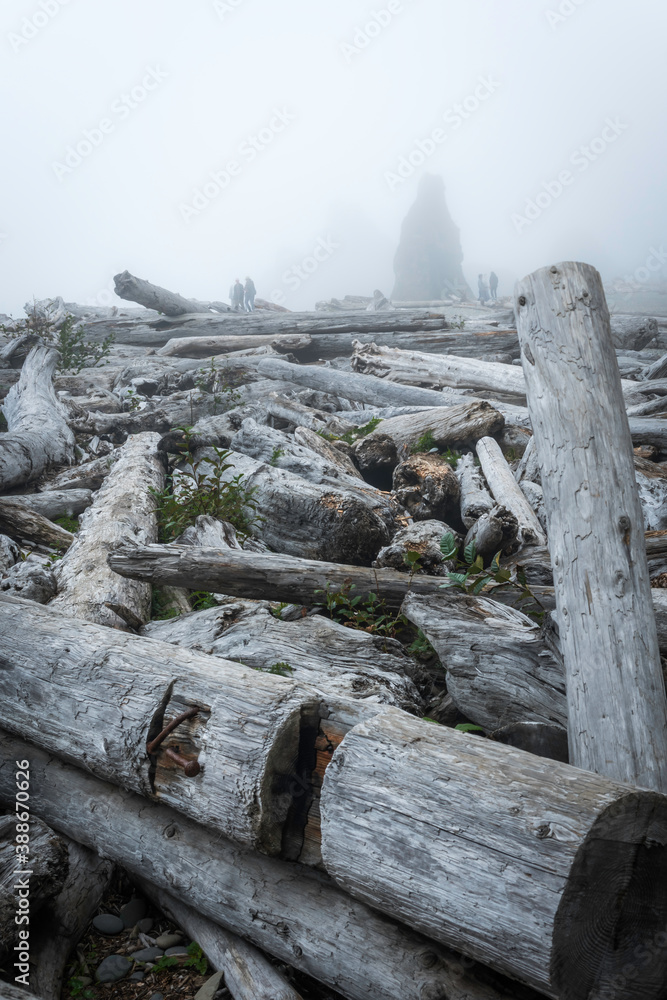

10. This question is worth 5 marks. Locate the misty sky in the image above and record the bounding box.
[1,0,665,315]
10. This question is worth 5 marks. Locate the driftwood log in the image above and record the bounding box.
[50,432,164,629]
[516,262,667,792]
[320,706,667,1000]
[0,733,527,1000]
[0,501,74,551]
[456,452,495,526]
[0,595,321,855]
[41,450,120,492]
[3,489,93,519]
[475,436,547,547]
[113,270,230,316]
[355,401,505,454]
[108,544,452,607]
[157,332,312,358]
[0,347,75,491]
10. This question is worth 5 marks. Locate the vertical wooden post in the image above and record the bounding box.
[515,261,667,791]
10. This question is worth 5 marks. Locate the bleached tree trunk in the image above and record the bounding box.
[475,436,547,547]
[0,347,75,491]
[0,501,74,551]
[113,270,230,316]
[320,706,667,1000]
[456,452,495,527]
[229,418,362,485]
[30,839,114,1000]
[6,489,93,519]
[50,432,164,629]
[43,450,121,492]
[108,544,451,608]
[0,595,321,856]
[0,733,526,1000]
[157,332,312,357]
[515,261,667,792]
[356,401,505,453]
[138,882,305,1000]
[264,392,356,438]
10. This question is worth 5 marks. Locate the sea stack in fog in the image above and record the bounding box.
[392,174,473,302]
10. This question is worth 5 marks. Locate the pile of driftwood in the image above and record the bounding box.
[1,263,667,1000]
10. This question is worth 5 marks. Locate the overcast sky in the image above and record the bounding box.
[1,0,665,315]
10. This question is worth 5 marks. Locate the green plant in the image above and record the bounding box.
[190,591,218,611]
[254,660,294,677]
[194,358,243,413]
[269,446,285,466]
[151,955,181,972]
[123,387,142,412]
[407,629,437,659]
[151,588,182,621]
[410,430,437,454]
[315,583,406,638]
[449,314,466,330]
[185,942,208,975]
[320,417,382,446]
[67,977,94,999]
[440,446,461,469]
[1,307,114,373]
[422,716,441,725]
[269,602,290,619]
[151,428,262,541]
[455,722,485,735]
[439,533,544,618]
[54,515,79,533]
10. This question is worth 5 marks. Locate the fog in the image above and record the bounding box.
[1,0,665,316]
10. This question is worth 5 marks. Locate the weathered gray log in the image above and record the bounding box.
[264,392,356,438]
[320,706,667,999]
[30,839,114,1000]
[0,594,321,855]
[391,453,461,521]
[0,501,74,551]
[138,881,304,1000]
[0,984,45,1000]
[142,600,423,719]
[475,436,547,547]
[50,432,164,629]
[610,314,658,351]
[229,418,362,485]
[108,544,452,607]
[402,592,566,732]
[513,434,540,484]
[374,520,458,576]
[301,329,521,362]
[256,358,461,408]
[113,270,230,316]
[157,332,312,357]
[0,347,75,491]
[0,733,531,1000]
[515,262,667,791]
[293,426,363,479]
[66,390,221,439]
[40,450,120,492]
[627,416,667,450]
[463,505,519,558]
[0,815,69,959]
[193,448,399,564]
[456,452,495,527]
[519,480,548,533]
[2,489,93,519]
[356,401,505,455]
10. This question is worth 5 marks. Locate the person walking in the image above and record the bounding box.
[489,271,499,300]
[478,274,490,305]
[232,279,244,312]
[244,276,256,312]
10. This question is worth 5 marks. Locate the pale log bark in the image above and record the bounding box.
[157,333,312,358]
[0,816,69,957]
[320,706,667,999]
[0,595,321,855]
[41,450,121,492]
[356,401,505,456]
[142,600,424,718]
[515,261,667,792]
[0,733,531,1000]
[264,393,356,438]
[0,347,75,491]
[30,839,114,1000]
[293,426,363,479]
[195,448,399,564]
[456,452,495,527]
[4,490,93,519]
[138,882,304,1000]
[229,419,362,486]
[113,270,230,316]
[50,432,164,629]
[0,501,74,550]
[475,436,547,546]
[108,544,451,608]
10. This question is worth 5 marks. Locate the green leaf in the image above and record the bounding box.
[447,572,468,586]
[464,540,477,566]
[472,555,484,573]
[471,577,491,594]
[489,551,502,573]
[495,569,512,583]
[422,716,441,725]
[440,532,458,559]
[455,723,485,734]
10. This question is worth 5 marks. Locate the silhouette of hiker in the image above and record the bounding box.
[478,274,490,304]
[232,279,244,312]
[489,271,499,300]
[244,276,256,312]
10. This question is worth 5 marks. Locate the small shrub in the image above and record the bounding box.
[407,629,437,659]
[269,446,285,466]
[439,532,544,619]
[410,430,437,454]
[255,661,294,677]
[190,591,218,611]
[315,583,406,638]
[151,429,262,541]
[1,308,114,373]
[185,942,208,975]
[54,515,79,533]
[151,588,182,621]
[320,417,382,446]
[455,722,485,735]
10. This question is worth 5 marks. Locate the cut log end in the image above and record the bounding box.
[551,792,667,1000]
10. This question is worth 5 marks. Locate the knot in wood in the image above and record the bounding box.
[518,295,527,306]
[618,515,631,533]
[523,344,535,366]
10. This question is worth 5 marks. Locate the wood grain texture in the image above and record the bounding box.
[0,346,75,491]
[320,707,667,999]
[515,262,667,792]
[475,436,547,547]
[0,733,527,1000]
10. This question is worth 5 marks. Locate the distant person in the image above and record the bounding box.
[244,276,256,312]
[478,274,490,304]
[232,279,244,312]
[489,271,498,300]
